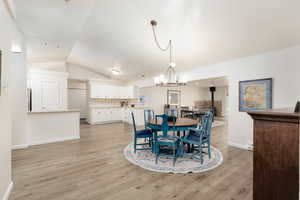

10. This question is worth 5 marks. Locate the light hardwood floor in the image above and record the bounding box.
[10,122,253,200]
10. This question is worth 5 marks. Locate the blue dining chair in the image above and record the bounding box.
[144,109,155,129]
[180,111,213,164]
[167,109,179,118]
[154,114,180,166]
[131,112,153,153]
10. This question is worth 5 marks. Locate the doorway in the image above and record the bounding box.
[67,79,88,121]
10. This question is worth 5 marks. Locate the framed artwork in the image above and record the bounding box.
[139,96,145,104]
[167,90,181,106]
[239,78,272,112]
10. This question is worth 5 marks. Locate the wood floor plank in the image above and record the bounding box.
[10,121,253,200]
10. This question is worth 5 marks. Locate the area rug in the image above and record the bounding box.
[124,143,223,173]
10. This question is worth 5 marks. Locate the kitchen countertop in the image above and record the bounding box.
[88,105,149,109]
[89,105,122,108]
[129,107,149,110]
[28,109,80,114]
[247,107,299,117]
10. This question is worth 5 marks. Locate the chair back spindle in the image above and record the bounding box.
[168,109,178,118]
[144,110,155,129]
[131,112,137,134]
[155,114,176,137]
[199,112,213,141]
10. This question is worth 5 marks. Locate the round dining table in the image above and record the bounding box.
[146,117,199,153]
[146,117,199,137]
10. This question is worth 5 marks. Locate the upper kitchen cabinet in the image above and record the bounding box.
[29,70,68,112]
[88,80,137,99]
[120,86,133,99]
[127,85,138,99]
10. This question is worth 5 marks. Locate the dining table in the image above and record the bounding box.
[146,117,199,153]
[146,117,199,137]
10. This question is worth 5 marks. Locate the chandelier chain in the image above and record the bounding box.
[151,25,173,64]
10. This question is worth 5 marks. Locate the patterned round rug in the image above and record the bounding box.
[124,143,223,173]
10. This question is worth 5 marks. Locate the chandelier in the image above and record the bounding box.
[150,20,186,87]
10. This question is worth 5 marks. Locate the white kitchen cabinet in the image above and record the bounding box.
[30,70,68,112]
[127,86,133,99]
[90,85,102,98]
[90,85,122,99]
[90,85,111,99]
[40,80,62,110]
[88,107,123,124]
[123,109,130,123]
[112,108,122,121]
[89,80,137,99]
[88,107,145,126]
[120,87,127,99]
[125,86,138,99]
[111,86,121,99]
[92,109,106,122]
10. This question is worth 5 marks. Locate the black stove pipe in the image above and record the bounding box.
[209,86,216,108]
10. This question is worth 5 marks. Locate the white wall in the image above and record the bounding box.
[0,1,25,199]
[10,37,27,149]
[135,45,300,149]
[139,85,204,114]
[66,63,110,80]
[28,61,67,72]
[139,84,229,116]
[216,87,229,116]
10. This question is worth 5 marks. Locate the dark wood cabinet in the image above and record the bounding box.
[248,108,299,200]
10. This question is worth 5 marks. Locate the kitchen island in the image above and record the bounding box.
[28,110,80,145]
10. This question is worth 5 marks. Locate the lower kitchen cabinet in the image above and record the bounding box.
[89,108,122,124]
[88,107,145,126]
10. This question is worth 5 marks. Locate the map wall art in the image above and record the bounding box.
[239,78,272,111]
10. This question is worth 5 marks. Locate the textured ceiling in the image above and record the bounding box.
[15,0,300,81]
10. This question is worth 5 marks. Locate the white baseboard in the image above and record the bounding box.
[30,136,80,146]
[88,120,123,125]
[2,182,13,200]
[12,144,29,150]
[228,141,253,151]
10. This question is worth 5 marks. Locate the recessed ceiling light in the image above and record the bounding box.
[112,69,120,75]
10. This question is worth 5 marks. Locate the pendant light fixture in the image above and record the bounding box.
[150,20,186,87]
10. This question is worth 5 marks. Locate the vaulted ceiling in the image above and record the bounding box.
[15,0,300,82]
